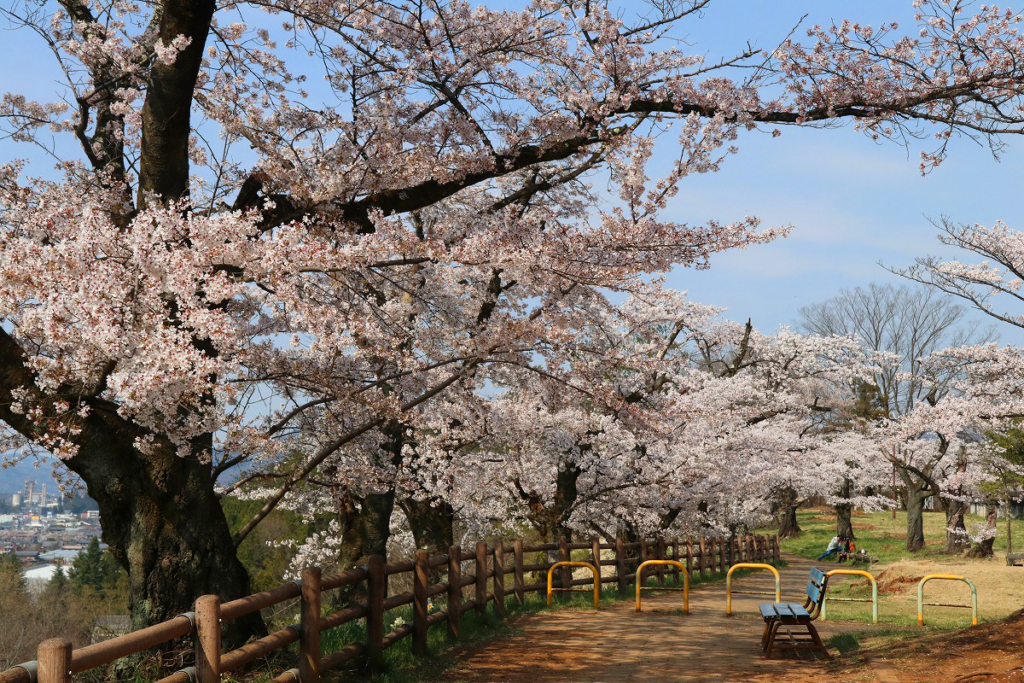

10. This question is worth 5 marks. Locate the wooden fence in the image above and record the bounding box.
[0,534,779,683]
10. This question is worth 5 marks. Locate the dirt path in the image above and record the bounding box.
[440,555,873,683]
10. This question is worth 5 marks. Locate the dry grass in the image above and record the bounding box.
[874,558,1022,620]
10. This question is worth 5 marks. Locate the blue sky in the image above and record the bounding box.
[2,0,1022,343]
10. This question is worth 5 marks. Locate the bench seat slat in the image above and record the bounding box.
[758,602,810,621]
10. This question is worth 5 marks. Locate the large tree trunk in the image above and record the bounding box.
[327,488,395,607]
[836,478,855,540]
[518,460,581,544]
[68,431,262,644]
[944,498,970,554]
[0,329,264,644]
[516,460,581,588]
[966,502,997,559]
[400,496,454,581]
[774,486,801,539]
[906,486,929,552]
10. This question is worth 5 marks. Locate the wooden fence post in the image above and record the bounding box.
[447,545,461,639]
[757,536,765,562]
[514,539,525,604]
[195,594,221,683]
[413,549,429,656]
[37,639,72,683]
[558,537,571,590]
[708,537,716,575]
[718,537,726,574]
[591,537,602,589]
[475,542,487,618]
[656,538,666,586]
[300,567,322,683]
[685,539,693,576]
[672,539,681,584]
[615,537,627,593]
[493,542,506,617]
[367,555,386,669]
[773,535,780,564]
[698,537,708,579]
[731,537,739,567]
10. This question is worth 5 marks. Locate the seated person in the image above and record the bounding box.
[837,537,856,562]
[817,535,842,560]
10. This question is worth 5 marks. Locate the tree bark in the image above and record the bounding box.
[73,432,262,644]
[326,488,395,608]
[966,502,997,559]
[400,496,454,560]
[906,486,929,552]
[774,486,801,539]
[137,0,216,206]
[944,498,970,554]
[836,478,855,540]
[517,460,581,544]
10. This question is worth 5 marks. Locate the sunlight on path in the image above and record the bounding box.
[442,555,872,683]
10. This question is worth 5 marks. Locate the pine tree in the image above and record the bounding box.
[70,537,105,593]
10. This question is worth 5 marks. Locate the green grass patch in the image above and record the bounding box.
[764,510,1024,565]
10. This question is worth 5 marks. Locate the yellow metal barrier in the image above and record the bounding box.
[917,574,978,627]
[726,563,781,616]
[547,561,600,609]
[822,569,878,624]
[634,560,689,613]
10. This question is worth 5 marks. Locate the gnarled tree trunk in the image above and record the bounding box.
[966,502,997,558]
[400,496,454,582]
[1,332,263,644]
[944,498,970,554]
[326,488,395,608]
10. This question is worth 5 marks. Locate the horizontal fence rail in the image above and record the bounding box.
[0,534,779,683]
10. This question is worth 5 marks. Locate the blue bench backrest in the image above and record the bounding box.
[806,567,828,607]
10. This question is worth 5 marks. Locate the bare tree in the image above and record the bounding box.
[798,282,995,551]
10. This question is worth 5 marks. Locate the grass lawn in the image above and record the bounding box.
[774,508,1024,565]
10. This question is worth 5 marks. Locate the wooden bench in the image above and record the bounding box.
[758,567,831,660]
[1007,552,1024,567]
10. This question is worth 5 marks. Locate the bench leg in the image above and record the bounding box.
[806,622,832,660]
[761,620,773,650]
[764,620,783,659]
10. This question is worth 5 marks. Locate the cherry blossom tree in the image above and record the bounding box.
[896,217,1024,551]
[5,0,1024,634]
[799,282,995,548]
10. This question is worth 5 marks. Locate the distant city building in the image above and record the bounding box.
[22,480,47,506]
[14,550,40,565]
[39,548,80,565]
[11,492,21,507]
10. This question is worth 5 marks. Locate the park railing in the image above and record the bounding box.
[0,533,779,683]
